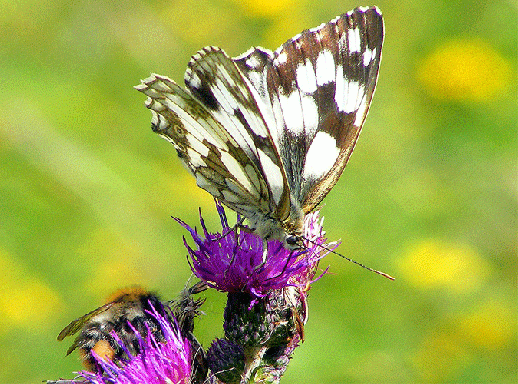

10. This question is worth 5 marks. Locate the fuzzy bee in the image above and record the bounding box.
[57,287,168,371]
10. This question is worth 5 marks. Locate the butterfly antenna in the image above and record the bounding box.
[303,237,395,281]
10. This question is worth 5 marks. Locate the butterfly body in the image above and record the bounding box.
[137,7,384,247]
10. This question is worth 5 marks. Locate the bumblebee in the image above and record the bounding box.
[57,286,167,372]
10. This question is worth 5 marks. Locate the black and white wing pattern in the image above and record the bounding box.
[136,6,384,246]
[234,7,383,215]
[137,48,293,241]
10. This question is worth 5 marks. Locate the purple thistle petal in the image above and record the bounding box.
[179,202,334,297]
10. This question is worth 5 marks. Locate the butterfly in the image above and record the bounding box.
[136,6,383,249]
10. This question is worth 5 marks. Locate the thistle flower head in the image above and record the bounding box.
[176,202,335,297]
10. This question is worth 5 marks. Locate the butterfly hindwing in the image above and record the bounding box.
[137,48,291,225]
[184,47,291,220]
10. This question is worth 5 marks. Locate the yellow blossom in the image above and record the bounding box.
[417,39,512,102]
[398,240,490,293]
[0,250,62,333]
[230,0,295,17]
[459,301,515,349]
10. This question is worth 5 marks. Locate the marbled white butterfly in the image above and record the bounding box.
[137,7,383,250]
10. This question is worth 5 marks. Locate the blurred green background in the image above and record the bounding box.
[0,0,516,383]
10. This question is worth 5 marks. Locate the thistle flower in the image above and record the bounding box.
[76,304,192,384]
[176,202,335,298]
[177,203,337,383]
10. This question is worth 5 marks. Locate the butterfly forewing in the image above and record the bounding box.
[266,7,383,214]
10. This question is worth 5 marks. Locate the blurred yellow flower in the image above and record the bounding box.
[0,250,62,333]
[417,38,512,102]
[230,0,295,17]
[459,301,515,349]
[0,281,61,326]
[412,332,470,383]
[398,240,490,293]
[160,171,214,211]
